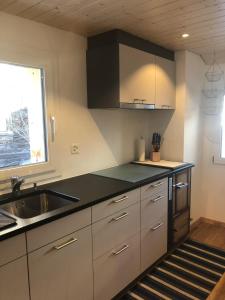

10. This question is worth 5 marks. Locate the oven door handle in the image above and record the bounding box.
[174,182,189,189]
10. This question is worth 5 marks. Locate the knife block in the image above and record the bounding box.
[151,151,160,162]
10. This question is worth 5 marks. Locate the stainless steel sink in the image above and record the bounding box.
[0,191,76,219]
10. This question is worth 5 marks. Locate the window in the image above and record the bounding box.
[0,62,47,170]
[221,96,225,159]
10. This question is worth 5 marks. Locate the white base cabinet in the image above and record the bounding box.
[94,233,140,300]
[0,257,29,300]
[92,202,140,259]
[0,234,29,300]
[1,179,169,300]
[140,178,168,272]
[29,226,93,300]
[141,219,167,272]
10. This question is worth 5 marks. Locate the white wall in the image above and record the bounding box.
[200,62,225,222]
[161,50,205,222]
[0,12,172,190]
[4,12,223,225]
[184,51,205,222]
[160,51,185,161]
[163,50,225,224]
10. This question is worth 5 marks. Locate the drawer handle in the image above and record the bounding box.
[112,244,129,256]
[151,222,164,231]
[112,195,128,204]
[148,181,164,189]
[150,195,164,203]
[175,182,188,189]
[53,238,78,250]
[109,212,128,223]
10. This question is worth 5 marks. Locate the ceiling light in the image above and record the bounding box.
[182,33,190,38]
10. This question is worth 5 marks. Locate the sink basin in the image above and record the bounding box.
[0,191,76,219]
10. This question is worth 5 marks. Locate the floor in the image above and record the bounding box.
[190,219,225,300]
[190,219,225,251]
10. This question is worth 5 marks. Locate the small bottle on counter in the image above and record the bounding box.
[137,136,145,161]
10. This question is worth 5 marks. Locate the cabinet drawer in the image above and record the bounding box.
[173,210,190,244]
[141,219,167,272]
[93,202,140,259]
[94,233,140,300]
[141,178,168,201]
[27,207,91,252]
[141,190,168,229]
[173,223,189,244]
[92,188,140,223]
[29,226,93,300]
[0,234,26,267]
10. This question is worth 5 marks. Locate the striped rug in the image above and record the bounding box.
[120,239,225,300]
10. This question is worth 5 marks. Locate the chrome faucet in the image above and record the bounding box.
[11,176,25,194]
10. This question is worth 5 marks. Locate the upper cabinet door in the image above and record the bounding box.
[155,56,175,109]
[119,44,155,105]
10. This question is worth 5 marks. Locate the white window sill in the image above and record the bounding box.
[213,155,225,165]
[0,169,61,194]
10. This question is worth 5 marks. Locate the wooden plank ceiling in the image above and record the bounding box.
[1,0,225,55]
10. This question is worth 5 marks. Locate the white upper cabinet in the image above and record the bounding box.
[155,56,176,109]
[87,30,175,109]
[119,45,176,108]
[119,44,155,105]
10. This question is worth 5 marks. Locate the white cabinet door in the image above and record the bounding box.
[0,256,29,300]
[29,226,93,300]
[94,233,140,300]
[141,219,167,272]
[119,44,155,105]
[155,56,175,109]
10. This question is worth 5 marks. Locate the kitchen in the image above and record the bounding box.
[0,1,225,300]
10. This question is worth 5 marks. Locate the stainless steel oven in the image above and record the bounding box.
[168,167,192,249]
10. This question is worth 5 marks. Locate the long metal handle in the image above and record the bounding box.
[109,212,128,223]
[50,116,56,142]
[133,99,147,103]
[161,105,172,109]
[112,244,129,256]
[112,195,128,204]
[151,222,164,231]
[150,195,164,203]
[148,181,164,189]
[175,182,189,189]
[53,238,77,250]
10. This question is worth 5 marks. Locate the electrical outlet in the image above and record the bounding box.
[71,144,79,154]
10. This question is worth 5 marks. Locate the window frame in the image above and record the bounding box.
[213,128,225,164]
[0,52,57,182]
[213,96,225,165]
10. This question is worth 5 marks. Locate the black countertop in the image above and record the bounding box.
[0,163,193,241]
